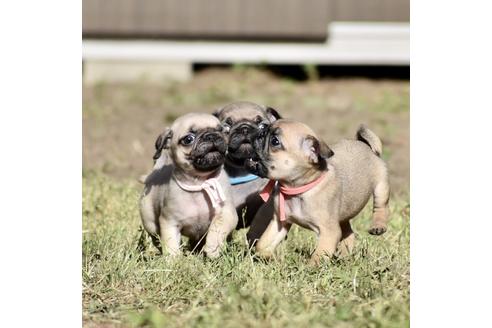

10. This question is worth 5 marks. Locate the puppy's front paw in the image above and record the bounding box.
[308,257,321,266]
[203,245,221,259]
[256,248,275,260]
[368,225,387,235]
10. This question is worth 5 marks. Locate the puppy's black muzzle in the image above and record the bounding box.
[195,132,226,152]
[228,123,256,148]
[192,132,227,172]
[244,127,270,178]
[226,121,267,167]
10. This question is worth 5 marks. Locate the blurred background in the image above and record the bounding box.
[82,0,409,196]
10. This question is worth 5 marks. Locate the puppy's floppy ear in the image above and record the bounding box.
[302,135,334,169]
[153,128,173,161]
[265,106,282,122]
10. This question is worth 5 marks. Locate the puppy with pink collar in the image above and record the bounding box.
[246,120,390,264]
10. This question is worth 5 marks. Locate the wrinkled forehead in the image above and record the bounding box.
[271,120,317,146]
[219,102,267,121]
[172,113,221,137]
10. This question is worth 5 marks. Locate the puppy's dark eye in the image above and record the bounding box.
[258,123,267,131]
[181,134,195,145]
[270,135,281,147]
[225,117,234,126]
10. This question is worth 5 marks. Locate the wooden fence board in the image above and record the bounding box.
[83,0,408,40]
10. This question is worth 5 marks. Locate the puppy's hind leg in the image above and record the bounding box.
[338,221,355,257]
[369,179,390,235]
[139,195,162,253]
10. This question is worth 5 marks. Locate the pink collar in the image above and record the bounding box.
[173,174,226,209]
[260,173,327,221]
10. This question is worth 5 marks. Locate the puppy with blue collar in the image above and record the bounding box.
[213,101,281,229]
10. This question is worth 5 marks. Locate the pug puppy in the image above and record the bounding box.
[245,119,390,264]
[213,101,281,228]
[139,113,238,258]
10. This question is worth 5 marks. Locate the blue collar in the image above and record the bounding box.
[229,174,260,185]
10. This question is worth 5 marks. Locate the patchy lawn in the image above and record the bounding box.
[83,173,409,327]
[83,67,409,327]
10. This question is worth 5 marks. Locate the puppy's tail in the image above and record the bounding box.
[356,124,382,157]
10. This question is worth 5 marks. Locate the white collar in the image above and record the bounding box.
[173,172,226,208]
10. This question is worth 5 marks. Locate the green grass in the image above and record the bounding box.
[83,172,409,328]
